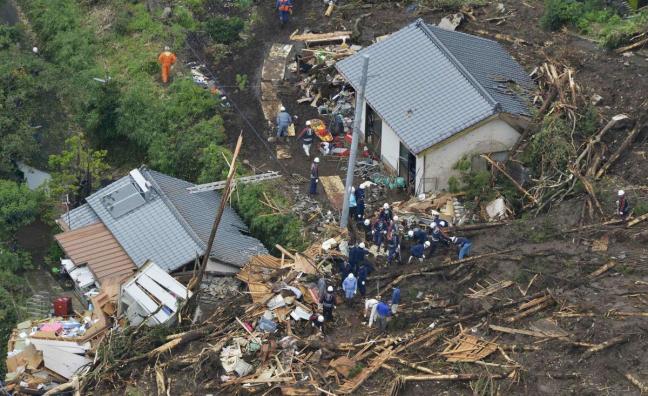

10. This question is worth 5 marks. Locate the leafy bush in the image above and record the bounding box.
[204,16,244,44]
[599,10,648,48]
[233,184,307,253]
[0,180,41,238]
[540,0,585,31]
[525,115,575,174]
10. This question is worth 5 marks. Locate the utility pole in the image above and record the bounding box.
[340,55,370,229]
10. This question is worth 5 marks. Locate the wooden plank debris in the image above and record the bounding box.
[625,373,648,393]
[290,31,352,45]
[590,235,609,252]
[441,333,498,362]
[466,280,513,298]
[277,145,292,159]
[588,261,616,278]
[628,212,648,227]
[336,347,393,394]
[579,334,631,361]
[319,175,345,211]
[489,324,561,338]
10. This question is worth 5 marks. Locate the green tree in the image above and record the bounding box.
[48,135,110,206]
[0,180,40,238]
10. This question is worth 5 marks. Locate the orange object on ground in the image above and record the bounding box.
[158,50,177,83]
[309,119,333,142]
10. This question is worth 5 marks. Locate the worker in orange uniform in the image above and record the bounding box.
[275,0,293,26]
[158,46,177,84]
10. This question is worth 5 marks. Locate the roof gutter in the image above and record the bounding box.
[416,19,501,112]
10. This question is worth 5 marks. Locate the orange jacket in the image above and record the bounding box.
[158,51,177,67]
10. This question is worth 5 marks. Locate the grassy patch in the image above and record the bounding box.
[541,0,648,48]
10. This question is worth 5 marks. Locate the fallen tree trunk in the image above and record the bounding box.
[625,373,648,393]
[398,371,512,382]
[482,155,538,204]
[596,122,642,179]
[628,213,648,228]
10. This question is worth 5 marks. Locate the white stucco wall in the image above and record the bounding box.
[416,118,521,193]
[380,121,400,172]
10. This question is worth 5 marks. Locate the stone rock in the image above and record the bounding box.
[160,6,172,19]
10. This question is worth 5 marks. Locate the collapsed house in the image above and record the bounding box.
[336,19,534,193]
[55,167,267,299]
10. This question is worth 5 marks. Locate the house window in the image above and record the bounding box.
[364,104,382,156]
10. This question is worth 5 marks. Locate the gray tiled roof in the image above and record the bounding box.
[144,169,268,268]
[61,204,99,230]
[336,19,533,155]
[60,167,267,272]
[85,175,202,272]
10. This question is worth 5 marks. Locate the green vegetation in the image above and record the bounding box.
[204,16,245,44]
[233,183,307,253]
[0,180,41,239]
[540,0,648,48]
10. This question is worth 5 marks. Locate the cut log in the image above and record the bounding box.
[489,324,557,338]
[568,166,604,216]
[399,371,512,382]
[336,348,393,394]
[610,311,648,317]
[505,299,554,323]
[579,334,630,362]
[615,37,648,53]
[596,122,642,179]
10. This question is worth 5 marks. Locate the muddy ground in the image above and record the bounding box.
[161,0,648,394]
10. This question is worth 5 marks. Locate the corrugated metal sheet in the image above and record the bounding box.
[85,175,202,272]
[55,223,136,286]
[335,19,533,155]
[145,169,268,268]
[60,204,99,231]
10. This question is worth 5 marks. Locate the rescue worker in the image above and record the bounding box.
[317,277,327,300]
[372,218,388,252]
[379,203,393,223]
[364,296,380,327]
[349,187,357,220]
[408,241,430,263]
[617,190,630,219]
[298,120,315,157]
[309,157,320,195]
[320,285,336,321]
[375,300,391,331]
[158,46,177,84]
[451,236,472,260]
[276,106,291,138]
[428,223,448,256]
[349,242,367,274]
[390,287,401,315]
[357,261,374,297]
[355,184,366,221]
[339,260,351,284]
[342,273,357,302]
[310,314,324,335]
[412,227,427,245]
[387,231,401,265]
[275,0,293,25]
[362,218,372,242]
[387,215,400,239]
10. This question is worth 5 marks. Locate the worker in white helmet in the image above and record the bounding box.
[309,157,320,195]
[408,240,429,264]
[320,285,336,321]
[379,202,393,222]
[387,227,401,265]
[362,218,372,241]
[298,120,315,157]
[616,189,630,219]
[276,106,291,139]
[451,236,472,260]
[310,313,325,335]
[349,241,368,274]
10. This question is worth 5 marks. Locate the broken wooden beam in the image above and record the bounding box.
[397,371,513,382]
[625,373,648,393]
[628,213,648,228]
[578,334,631,362]
[290,31,352,45]
[481,155,538,204]
[336,347,393,394]
[489,324,557,338]
[588,261,616,278]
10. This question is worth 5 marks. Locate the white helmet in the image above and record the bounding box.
[164,46,170,51]
[327,286,333,292]
[383,203,390,209]
[393,215,399,221]
[408,230,414,237]
[327,210,332,216]
[618,190,625,196]
[306,120,311,126]
[280,106,286,111]
[351,186,355,193]
[347,273,355,279]
[418,193,426,201]
[314,157,320,163]
[359,242,365,249]
[364,219,370,226]
[318,315,324,322]
[424,241,431,247]
[32,47,39,54]
[451,236,457,243]
[431,222,437,228]
[359,184,365,189]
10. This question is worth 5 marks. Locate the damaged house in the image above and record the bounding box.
[55,167,267,294]
[336,19,534,193]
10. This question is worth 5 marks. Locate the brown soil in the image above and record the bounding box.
[124,1,648,395]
